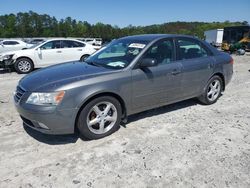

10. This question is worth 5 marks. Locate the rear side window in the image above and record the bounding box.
[61,40,85,48]
[177,38,209,60]
[143,39,174,64]
[41,41,61,49]
[3,41,19,45]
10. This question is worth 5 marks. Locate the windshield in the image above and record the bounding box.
[85,38,149,69]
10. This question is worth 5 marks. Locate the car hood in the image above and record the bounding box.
[19,61,118,91]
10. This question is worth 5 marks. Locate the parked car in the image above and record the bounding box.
[0,39,33,53]
[83,38,102,46]
[14,34,233,139]
[0,39,96,73]
[28,38,45,45]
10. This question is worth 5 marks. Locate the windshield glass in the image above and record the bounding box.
[85,38,149,69]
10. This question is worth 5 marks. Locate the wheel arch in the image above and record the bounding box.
[212,72,225,91]
[15,56,35,66]
[74,91,127,133]
[80,54,91,61]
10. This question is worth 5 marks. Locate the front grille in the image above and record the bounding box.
[14,86,26,103]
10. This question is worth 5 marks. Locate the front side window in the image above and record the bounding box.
[40,41,61,50]
[86,38,149,69]
[142,39,174,65]
[177,39,209,60]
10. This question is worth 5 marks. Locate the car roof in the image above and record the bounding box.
[2,39,23,42]
[45,38,84,42]
[120,34,197,42]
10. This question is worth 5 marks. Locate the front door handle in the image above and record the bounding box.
[171,69,181,75]
[56,50,62,53]
[77,49,83,51]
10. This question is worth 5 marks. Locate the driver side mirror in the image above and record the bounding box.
[140,58,158,68]
[37,48,42,55]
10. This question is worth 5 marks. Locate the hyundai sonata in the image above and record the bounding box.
[14,34,233,139]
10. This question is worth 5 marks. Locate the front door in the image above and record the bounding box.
[131,38,183,111]
[36,40,64,67]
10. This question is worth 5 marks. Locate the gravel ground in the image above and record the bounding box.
[0,55,249,188]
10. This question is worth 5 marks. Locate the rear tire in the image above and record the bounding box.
[198,76,223,105]
[77,96,122,140]
[14,58,34,74]
[80,54,90,62]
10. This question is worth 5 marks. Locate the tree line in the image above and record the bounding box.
[0,11,246,41]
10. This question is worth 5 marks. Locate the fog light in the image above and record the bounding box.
[38,122,49,129]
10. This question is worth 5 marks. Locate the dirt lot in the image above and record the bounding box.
[0,55,250,188]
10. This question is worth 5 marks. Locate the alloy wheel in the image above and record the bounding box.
[207,79,221,101]
[18,60,31,72]
[86,101,118,134]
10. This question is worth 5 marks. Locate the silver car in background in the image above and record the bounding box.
[14,34,233,139]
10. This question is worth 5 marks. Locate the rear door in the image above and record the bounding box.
[131,38,183,111]
[175,37,214,98]
[61,40,87,62]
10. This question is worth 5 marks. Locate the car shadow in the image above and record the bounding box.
[23,124,79,145]
[125,98,198,125]
[23,98,199,144]
[0,68,12,74]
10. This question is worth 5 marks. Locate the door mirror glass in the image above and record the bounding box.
[140,58,158,67]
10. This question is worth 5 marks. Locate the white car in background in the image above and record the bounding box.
[0,39,33,53]
[0,39,96,73]
[82,38,103,50]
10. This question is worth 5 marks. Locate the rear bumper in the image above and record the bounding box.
[224,65,233,87]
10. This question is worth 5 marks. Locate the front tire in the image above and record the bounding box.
[77,96,122,140]
[14,58,34,74]
[198,76,223,105]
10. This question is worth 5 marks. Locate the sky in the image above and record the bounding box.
[0,0,249,27]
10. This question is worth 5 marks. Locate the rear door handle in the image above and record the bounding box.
[56,51,62,53]
[77,49,83,51]
[171,69,181,75]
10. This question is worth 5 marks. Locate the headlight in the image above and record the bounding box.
[26,91,65,105]
[3,54,14,60]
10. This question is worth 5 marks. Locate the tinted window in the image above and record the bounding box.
[40,41,61,49]
[61,40,85,48]
[143,39,174,64]
[177,39,209,60]
[3,41,19,45]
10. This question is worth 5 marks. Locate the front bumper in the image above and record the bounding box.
[0,59,15,69]
[14,90,77,135]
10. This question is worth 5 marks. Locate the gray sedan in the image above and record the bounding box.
[14,34,233,139]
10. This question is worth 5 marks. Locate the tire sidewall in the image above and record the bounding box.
[203,76,223,105]
[77,96,122,139]
[80,54,90,62]
[14,58,34,74]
